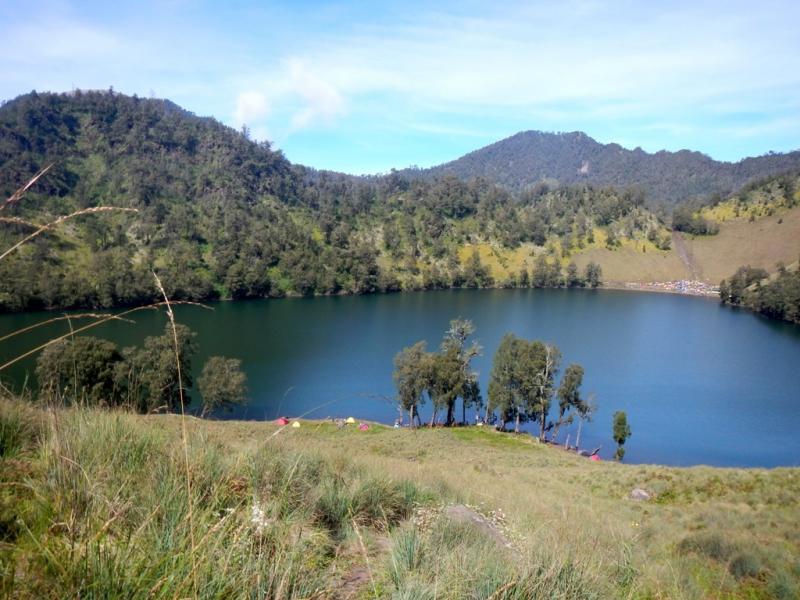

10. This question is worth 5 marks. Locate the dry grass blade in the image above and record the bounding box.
[0,206,138,262]
[152,270,198,597]
[0,313,135,344]
[0,300,210,372]
[0,216,39,228]
[1,163,53,212]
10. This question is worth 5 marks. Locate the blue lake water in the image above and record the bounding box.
[1,288,799,467]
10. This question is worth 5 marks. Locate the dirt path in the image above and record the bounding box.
[671,231,701,280]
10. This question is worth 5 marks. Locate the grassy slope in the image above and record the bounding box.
[484,207,800,286]
[2,398,798,599]
[685,206,800,284]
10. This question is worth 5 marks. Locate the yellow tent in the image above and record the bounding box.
[291,421,301,428]
[345,417,356,424]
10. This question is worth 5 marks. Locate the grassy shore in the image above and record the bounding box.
[1,397,798,599]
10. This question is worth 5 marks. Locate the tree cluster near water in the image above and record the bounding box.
[35,323,247,416]
[720,262,800,324]
[488,334,592,442]
[394,320,597,449]
[393,319,481,427]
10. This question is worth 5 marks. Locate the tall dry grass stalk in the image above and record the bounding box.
[0,166,201,596]
[0,206,138,262]
[0,300,207,373]
[1,163,53,211]
[0,313,134,344]
[152,270,198,596]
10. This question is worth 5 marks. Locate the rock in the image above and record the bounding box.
[629,488,652,501]
[444,504,513,549]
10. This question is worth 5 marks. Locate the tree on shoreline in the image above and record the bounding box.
[393,319,481,427]
[487,334,560,435]
[550,363,585,442]
[198,356,248,417]
[613,411,632,461]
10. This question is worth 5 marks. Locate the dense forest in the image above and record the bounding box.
[412,130,800,202]
[1,90,798,314]
[720,263,800,324]
[0,90,669,312]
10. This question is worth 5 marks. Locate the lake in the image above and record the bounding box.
[1,288,799,467]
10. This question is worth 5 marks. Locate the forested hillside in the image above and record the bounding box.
[0,90,665,311]
[0,90,797,313]
[410,130,800,202]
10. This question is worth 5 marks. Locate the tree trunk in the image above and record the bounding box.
[514,412,520,433]
[429,409,437,428]
[462,400,466,425]
[576,419,583,450]
[551,420,560,443]
[539,410,546,441]
[409,408,414,429]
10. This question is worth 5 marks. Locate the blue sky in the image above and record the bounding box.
[1,0,799,174]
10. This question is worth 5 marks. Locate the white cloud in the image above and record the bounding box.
[234,91,270,126]
[287,58,345,129]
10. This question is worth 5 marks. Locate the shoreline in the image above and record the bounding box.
[0,280,721,316]
[602,280,719,298]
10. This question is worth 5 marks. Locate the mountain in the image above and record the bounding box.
[0,90,798,313]
[407,130,800,203]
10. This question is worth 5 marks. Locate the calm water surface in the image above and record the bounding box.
[2,288,799,467]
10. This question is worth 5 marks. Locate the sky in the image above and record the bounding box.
[1,0,799,174]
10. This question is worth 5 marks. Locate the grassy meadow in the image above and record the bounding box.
[1,396,798,599]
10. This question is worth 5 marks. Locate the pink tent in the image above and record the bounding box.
[589,454,601,462]
[276,417,290,426]
[359,423,369,431]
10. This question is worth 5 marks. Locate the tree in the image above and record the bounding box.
[584,262,602,288]
[531,342,560,441]
[488,334,560,436]
[36,336,123,406]
[518,268,530,288]
[612,410,631,461]
[121,323,198,413]
[565,262,583,287]
[463,249,493,288]
[550,363,584,442]
[488,334,526,432]
[441,318,481,424]
[393,341,429,427]
[198,356,248,417]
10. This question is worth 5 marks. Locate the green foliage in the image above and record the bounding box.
[462,249,494,288]
[612,411,631,461]
[0,395,42,459]
[488,334,562,437]
[0,91,647,313]
[115,323,198,413]
[413,129,800,202]
[393,319,480,426]
[671,205,719,235]
[197,356,248,417]
[721,262,800,324]
[551,364,586,441]
[584,262,602,288]
[36,336,123,406]
[393,341,429,424]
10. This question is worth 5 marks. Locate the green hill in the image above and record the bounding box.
[1,397,798,599]
[408,130,800,202]
[1,90,799,314]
